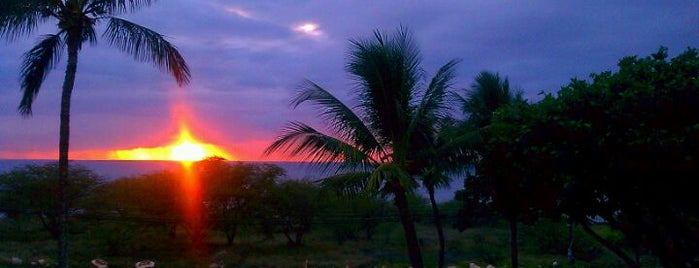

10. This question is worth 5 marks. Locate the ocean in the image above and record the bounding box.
[0,159,459,202]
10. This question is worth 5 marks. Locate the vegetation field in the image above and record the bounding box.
[1,193,655,267]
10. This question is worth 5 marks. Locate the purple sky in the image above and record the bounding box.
[1,0,697,161]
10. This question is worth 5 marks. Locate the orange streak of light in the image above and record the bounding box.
[180,161,206,251]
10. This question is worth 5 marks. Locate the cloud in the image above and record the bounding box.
[221,5,254,20]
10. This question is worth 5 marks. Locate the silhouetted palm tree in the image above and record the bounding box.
[408,67,480,268]
[457,71,522,267]
[266,28,458,268]
[1,1,190,266]
[459,71,514,127]
[412,116,480,268]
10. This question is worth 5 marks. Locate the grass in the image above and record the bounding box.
[0,217,653,267]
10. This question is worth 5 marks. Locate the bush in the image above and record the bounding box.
[520,218,605,261]
[471,233,507,264]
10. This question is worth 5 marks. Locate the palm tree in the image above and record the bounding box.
[457,71,521,267]
[412,117,480,268]
[460,71,514,128]
[408,66,483,268]
[1,1,190,267]
[265,28,458,268]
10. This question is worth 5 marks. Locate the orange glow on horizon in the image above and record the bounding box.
[109,127,233,162]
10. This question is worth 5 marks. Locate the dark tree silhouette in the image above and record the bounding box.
[1,1,190,266]
[266,27,459,268]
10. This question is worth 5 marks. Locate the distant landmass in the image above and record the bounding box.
[0,159,459,202]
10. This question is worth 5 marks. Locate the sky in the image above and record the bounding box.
[1,0,697,161]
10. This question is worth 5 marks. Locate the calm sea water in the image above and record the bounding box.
[0,159,459,202]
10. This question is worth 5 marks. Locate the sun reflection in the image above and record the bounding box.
[179,157,206,251]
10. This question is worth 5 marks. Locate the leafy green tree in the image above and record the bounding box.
[239,164,286,240]
[0,163,102,239]
[266,27,458,267]
[477,99,564,268]
[472,48,698,267]
[196,157,239,245]
[93,170,183,255]
[1,1,190,266]
[318,191,393,244]
[197,158,285,246]
[100,170,182,235]
[267,180,320,247]
[547,47,699,267]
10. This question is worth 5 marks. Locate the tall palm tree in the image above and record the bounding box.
[407,63,484,268]
[457,71,520,267]
[1,1,190,267]
[412,118,480,268]
[266,28,458,268]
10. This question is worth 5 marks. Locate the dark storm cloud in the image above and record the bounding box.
[1,0,697,160]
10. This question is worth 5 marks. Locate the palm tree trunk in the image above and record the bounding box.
[509,215,518,268]
[37,213,59,240]
[428,186,446,268]
[579,220,639,268]
[57,39,79,268]
[393,188,424,268]
[226,224,237,246]
[567,221,575,264]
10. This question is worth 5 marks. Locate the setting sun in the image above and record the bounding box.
[170,141,206,161]
[110,127,233,162]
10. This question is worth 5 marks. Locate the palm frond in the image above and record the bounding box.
[317,171,371,197]
[87,0,154,15]
[403,59,460,178]
[422,59,460,119]
[421,168,453,190]
[392,25,422,90]
[449,90,468,109]
[264,122,376,170]
[409,59,460,138]
[462,71,513,126]
[346,27,422,145]
[104,17,190,85]
[440,125,482,165]
[80,24,98,47]
[18,34,63,115]
[293,80,383,156]
[370,162,416,193]
[0,0,57,41]
[413,118,480,190]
